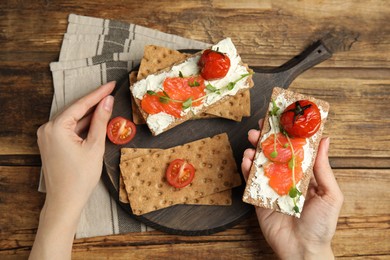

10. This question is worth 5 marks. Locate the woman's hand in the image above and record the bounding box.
[30,81,115,260]
[242,120,344,260]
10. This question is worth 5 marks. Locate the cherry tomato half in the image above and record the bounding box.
[165,159,195,188]
[198,49,231,80]
[107,116,136,145]
[280,100,321,138]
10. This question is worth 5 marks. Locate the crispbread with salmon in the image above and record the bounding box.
[130,38,254,136]
[242,87,329,217]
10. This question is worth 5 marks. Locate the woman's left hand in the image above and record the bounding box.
[30,81,115,260]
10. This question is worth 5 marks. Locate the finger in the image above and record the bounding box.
[75,113,93,136]
[86,95,114,147]
[258,118,264,129]
[59,81,116,123]
[241,148,256,181]
[313,137,343,198]
[248,129,261,147]
[247,119,264,147]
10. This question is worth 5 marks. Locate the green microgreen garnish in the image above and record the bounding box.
[182,98,192,110]
[159,96,170,104]
[179,71,184,78]
[188,80,200,87]
[227,82,235,90]
[269,99,280,116]
[285,133,301,214]
[269,98,280,159]
[206,83,217,92]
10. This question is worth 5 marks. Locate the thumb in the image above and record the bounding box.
[86,95,114,147]
[313,137,343,202]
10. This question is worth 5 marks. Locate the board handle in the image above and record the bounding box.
[274,41,332,88]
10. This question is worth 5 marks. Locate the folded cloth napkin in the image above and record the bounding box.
[39,14,209,238]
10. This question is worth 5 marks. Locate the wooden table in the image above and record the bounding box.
[1,1,389,258]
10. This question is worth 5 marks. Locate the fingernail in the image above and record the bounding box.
[103,95,114,112]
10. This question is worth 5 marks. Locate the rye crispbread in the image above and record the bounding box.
[242,87,329,217]
[120,133,241,215]
[130,41,254,136]
[130,45,251,124]
[118,147,232,206]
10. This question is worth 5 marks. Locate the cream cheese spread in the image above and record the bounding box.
[131,37,251,135]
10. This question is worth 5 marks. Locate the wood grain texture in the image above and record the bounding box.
[0,0,389,258]
[1,167,389,258]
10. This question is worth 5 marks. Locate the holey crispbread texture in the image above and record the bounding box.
[119,147,232,206]
[242,87,329,218]
[120,133,242,215]
[130,38,254,136]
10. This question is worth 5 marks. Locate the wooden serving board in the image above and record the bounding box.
[102,41,332,235]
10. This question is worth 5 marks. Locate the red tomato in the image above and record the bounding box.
[141,76,206,118]
[261,133,306,163]
[107,117,136,145]
[280,100,321,138]
[166,159,195,188]
[198,49,231,80]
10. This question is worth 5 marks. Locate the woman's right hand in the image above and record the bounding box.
[241,120,344,259]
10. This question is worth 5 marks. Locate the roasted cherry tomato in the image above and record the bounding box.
[280,100,321,138]
[198,49,231,80]
[166,159,195,188]
[107,117,136,145]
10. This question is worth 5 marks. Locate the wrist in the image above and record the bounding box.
[277,243,334,260]
[30,200,82,259]
[40,198,82,233]
[301,243,334,260]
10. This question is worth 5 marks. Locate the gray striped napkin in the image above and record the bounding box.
[39,14,209,238]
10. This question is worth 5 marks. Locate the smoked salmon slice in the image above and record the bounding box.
[263,162,303,196]
[262,133,306,163]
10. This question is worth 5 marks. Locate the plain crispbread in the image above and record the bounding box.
[120,133,241,215]
[242,87,329,217]
[118,147,233,206]
[130,45,251,123]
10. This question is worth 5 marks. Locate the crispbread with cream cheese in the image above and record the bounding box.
[130,38,254,136]
[242,87,329,218]
[120,133,241,215]
[119,147,232,206]
[130,44,251,124]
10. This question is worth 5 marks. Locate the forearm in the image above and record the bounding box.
[29,201,82,260]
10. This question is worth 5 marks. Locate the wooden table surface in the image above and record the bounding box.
[1,1,389,259]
